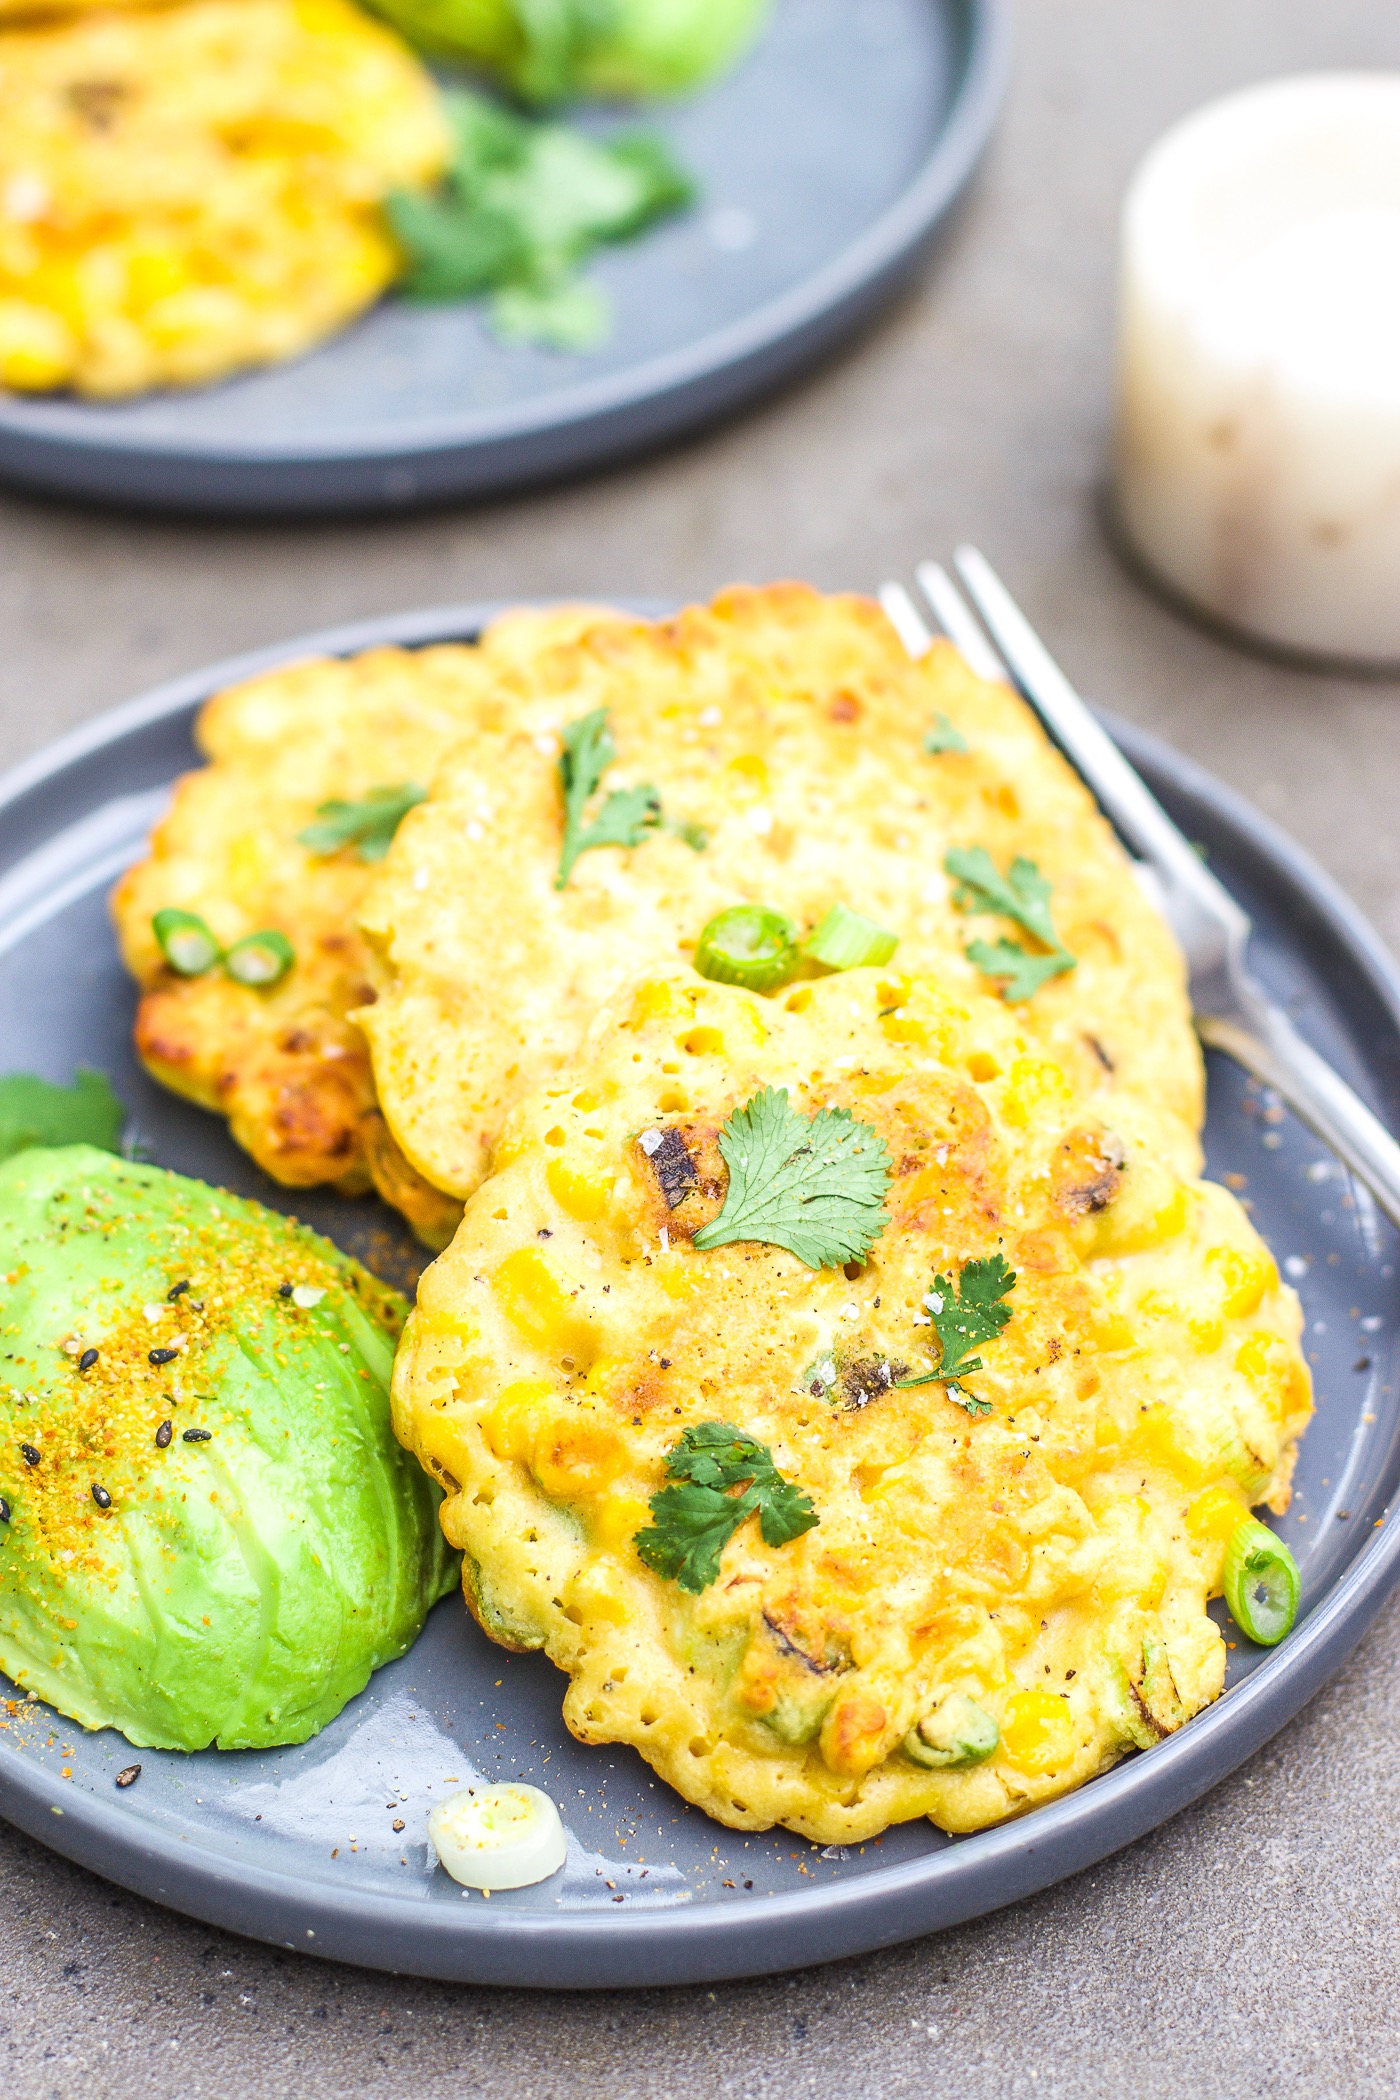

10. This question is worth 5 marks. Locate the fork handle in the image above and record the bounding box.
[1199,1009,1400,1231]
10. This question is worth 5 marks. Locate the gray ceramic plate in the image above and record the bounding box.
[0,0,1007,517]
[0,602,1397,1990]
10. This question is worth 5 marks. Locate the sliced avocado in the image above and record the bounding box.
[0,1145,457,1751]
[902,1690,1000,1769]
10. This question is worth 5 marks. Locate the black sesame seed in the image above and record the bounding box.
[0,1497,9,1524]
[149,1346,179,1366]
[91,1483,112,1510]
[78,1348,98,1371]
[182,1427,212,1443]
[115,1764,141,1788]
[167,1280,190,1302]
[20,1442,40,1467]
[1355,1356,1372,1372]
[278,1281,294,1298]
[155,1420,173,1449]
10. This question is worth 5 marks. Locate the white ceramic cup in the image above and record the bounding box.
[1113,74,1400,666]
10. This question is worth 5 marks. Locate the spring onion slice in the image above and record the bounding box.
[693,906,798,992]
[152,909,221,977]
[804,904,899,972]
[428,1782,567,1890]
[224,930,295,989]
[1222,1517,1300,1646]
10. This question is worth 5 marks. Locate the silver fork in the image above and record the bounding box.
[879,550,1400,1229]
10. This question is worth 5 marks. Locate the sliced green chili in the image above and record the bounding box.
[224,930,295,990]
[804,903,899,972]
[1222,1517,1300,1646]
[152,909,221,978]
[693,906,798,993]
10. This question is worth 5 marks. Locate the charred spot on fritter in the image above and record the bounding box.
[68,79,129,130]
[838,1355,908,1410]
[1053,1127,1126,1216]
[827,691,862,724]
[639,1125,699,1210]
[761,1608,850,1677]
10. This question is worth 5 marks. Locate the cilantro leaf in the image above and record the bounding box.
[965,938,1074,1003]
[898,1253,1017,1416]
[945,846,1075,1003]
[924,712,968,756]
[298,783,427,863]
[691,1086,891,1269]
[634,1422,819,1593]
[0,1068,126,1164]
[555,707,662,888]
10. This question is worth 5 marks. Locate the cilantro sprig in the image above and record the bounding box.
[634,1423,819,1593]
[692,1086,891,1269]
[945,846,1075,1002]
[924,712,968,756]
[898,1253,1017,1417]
[298,783,427,863]
[555,708,662,889]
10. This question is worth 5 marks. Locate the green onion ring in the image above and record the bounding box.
[693,906,799,993]
[1222,1516,1300,1646]
[804,903,900,972]
[224,930,296,990]
[152,908,222,978]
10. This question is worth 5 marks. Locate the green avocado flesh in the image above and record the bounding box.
[365,0,771,103]
[0,1146,457,1752]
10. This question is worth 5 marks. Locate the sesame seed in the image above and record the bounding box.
[91,1483,111,1510]
[20,1442,40,1467]
[78,1348,98,1371]
[149,1347,179,1366]
[115,1764,141,1788]
[278,1282,294,1298]
[182,1428,212,1443]
[0,1498,9,1523]
[167,1281,190,1301]
[155,1420,173,1449]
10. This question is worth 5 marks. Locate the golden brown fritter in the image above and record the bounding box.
[111,608,619,1245]
[360,583,1203,1209]
[0,0,449,398]
[392,968,1310,1842]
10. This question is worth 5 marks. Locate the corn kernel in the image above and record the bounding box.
[491,1247,597,1363]
[1207,1245,1276,1319]
[1186,1482,1247,1545]
[481,1379,554,1463]
[1001,1055,1073,1129]
[1000,1689,1077,1774]
[546,1157,611,1223]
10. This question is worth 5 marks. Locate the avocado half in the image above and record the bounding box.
[0,1146,457,1751]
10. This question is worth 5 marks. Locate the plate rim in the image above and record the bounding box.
[0,0,1012,509]
[0,600,1397,1989]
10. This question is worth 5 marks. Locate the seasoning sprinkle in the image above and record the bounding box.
[182,1427,212,1443]
[115,1764,141,1788]
[20,1442,40,1467]
[78,1348,98,1372]
[167,1281,190,1302]
[155,1420,173,1449]
[392,1817,405,1832]
[278,1281,294,1298]
[149,1346,179,1366]
[0,1497,9,1523]
[91,1483,111,1510]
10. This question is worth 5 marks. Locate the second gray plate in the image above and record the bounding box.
[0,0,1007,516]
[0,602,1397,1988]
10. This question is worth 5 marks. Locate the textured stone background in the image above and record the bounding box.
[3,3,1400,2093]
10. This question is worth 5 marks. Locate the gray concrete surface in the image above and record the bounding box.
[3,2,1400,2093]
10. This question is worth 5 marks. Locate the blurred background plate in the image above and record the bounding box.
[0,0,1008,517]
[0,602,1397,1988]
